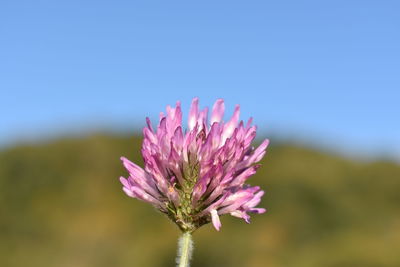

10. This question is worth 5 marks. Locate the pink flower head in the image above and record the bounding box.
[120,98,268,232]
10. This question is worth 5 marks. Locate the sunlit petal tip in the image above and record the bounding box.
[210,209,222,231]
[210,98,225,124]
[119,176,130,187]
[122,187,135,198]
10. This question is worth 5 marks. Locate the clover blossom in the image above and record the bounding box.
[120,98,268,233]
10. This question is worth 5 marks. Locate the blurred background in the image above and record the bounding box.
[1,1,399,266]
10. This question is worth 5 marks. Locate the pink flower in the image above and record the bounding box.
[120,98,268,232]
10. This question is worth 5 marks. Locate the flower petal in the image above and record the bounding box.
[188,97,199,130]
[222,104,240,143]
[210,209,221,231]
[210,99,225,125]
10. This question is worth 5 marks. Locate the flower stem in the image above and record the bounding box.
[176,232,193,267]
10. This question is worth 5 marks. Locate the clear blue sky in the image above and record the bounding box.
[1,0,399,159]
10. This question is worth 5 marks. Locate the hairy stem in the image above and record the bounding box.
[176,232,193,267]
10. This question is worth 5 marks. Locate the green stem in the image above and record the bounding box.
[176,232,193,267]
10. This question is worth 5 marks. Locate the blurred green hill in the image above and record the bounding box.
[0,134,399,267]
